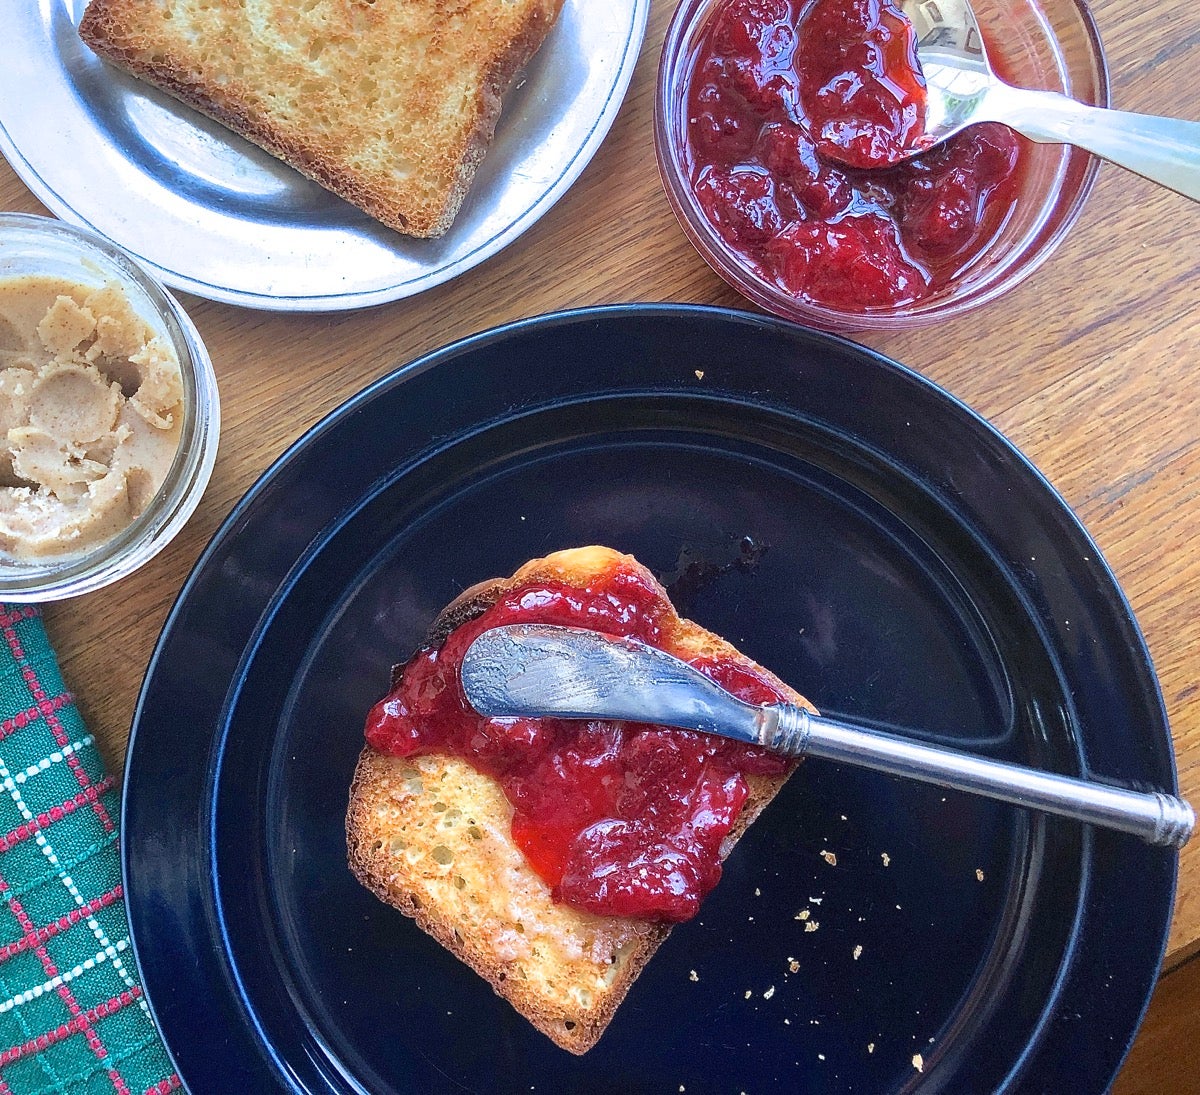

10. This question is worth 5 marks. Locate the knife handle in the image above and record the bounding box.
[764,704,1194,849]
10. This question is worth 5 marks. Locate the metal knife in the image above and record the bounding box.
[459,623,1194,849]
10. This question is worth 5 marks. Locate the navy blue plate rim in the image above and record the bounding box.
[121,303,1177,1094]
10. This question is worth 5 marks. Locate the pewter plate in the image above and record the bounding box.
[0,0,648,311]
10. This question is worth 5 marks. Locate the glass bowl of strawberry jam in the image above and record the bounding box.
[655,0,1109,330]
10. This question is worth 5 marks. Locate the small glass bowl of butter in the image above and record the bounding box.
[0,213,219,600]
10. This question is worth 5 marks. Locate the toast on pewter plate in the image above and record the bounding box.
[78,0,565,237]
[346,546,815,1053]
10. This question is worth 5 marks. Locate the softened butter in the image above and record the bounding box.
[0,276,183,560]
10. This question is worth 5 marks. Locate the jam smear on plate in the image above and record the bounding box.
[684,0,1022,308]
[365,560,791,923]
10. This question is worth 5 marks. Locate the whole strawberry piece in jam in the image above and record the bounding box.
[767,214,930,306]
[797,0,927,169]
[713,0,794,59]
[899,123,1020,257]
[694,165,785,245]
[958,123,1021,185]
[903,166,981,255]
[757,121,854,218]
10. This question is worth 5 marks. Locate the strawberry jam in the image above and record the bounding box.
[364,560,791,922]
[684,0,1022,308]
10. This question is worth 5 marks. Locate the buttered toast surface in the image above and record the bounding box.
[78,0,564,236]
[346,546,814,1053]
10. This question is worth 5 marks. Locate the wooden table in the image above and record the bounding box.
[4,0,1198,1088]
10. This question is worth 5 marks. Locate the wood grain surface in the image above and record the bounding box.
[3,0,1198,1087]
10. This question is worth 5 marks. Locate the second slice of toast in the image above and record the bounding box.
[346,546,814,1053]
[79,0,564,236]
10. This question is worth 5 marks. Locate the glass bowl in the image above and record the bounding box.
[0,213,219,601]
[654,0,1110,331]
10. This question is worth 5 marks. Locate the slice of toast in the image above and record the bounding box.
[78,0,564,237]
[345,546,815,1053]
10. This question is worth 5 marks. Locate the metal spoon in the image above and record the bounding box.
[460,623,1194,849]
[894,0,1200,200]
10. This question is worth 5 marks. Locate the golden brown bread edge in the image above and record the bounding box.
[345,547,815,1053]
[77,0,564,237]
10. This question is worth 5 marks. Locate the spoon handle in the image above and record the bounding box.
[985,84,1200,201]
[766,704,1195,848]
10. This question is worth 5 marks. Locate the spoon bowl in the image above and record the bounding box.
[897,0,1200,199]
[902,0,994,154]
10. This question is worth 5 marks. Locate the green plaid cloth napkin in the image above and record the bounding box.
[0,605,177,1095]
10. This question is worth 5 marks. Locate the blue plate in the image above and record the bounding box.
[123,305,1178,1093]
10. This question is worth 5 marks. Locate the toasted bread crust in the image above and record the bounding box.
[78,0,564,237]
[346,547,815,1053]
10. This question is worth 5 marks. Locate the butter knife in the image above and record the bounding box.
[460,623,1194,849]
